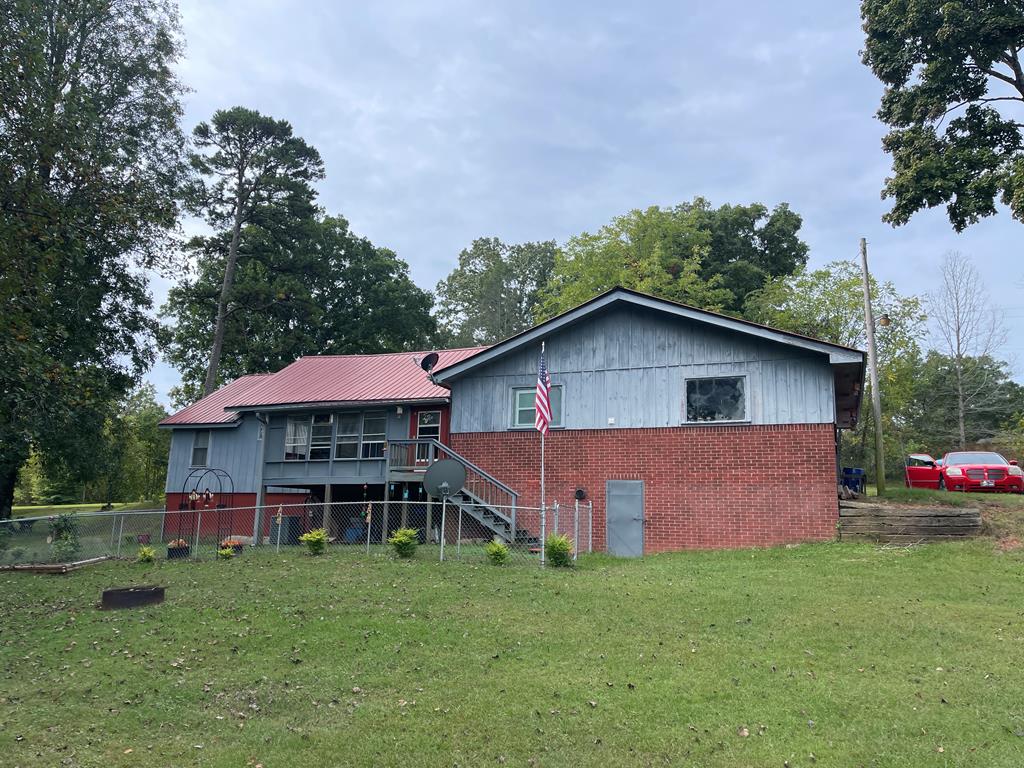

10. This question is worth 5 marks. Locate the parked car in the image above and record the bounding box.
[905,451,1024,493]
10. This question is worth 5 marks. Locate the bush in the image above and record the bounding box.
[217,546,235,560]
[136,545,156,563]
[388,527,418,559]
[48,513,80,563]
[485,540,510,565]
[544,534,573,567]
[298,527,328,556]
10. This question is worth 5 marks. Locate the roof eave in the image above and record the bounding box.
[225,396,450,413]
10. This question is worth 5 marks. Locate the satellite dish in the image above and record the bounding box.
[423,459,466,499]
[420,351,440,373]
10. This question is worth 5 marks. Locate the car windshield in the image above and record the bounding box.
[945,452,1007,466]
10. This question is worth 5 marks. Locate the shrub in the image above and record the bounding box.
[485,540,510,565]
[217,546,235,560]
[544,534,573,567]
[136,545,156,563]
[298,527,328,556]
[48,513,80,563]
[0,524,11,550]
[8,546,26,563]
[388,527,419,559]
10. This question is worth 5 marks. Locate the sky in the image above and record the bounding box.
[150,0,1024,405]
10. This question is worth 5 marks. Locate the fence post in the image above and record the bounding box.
[539,503,546,567]
[275,507,283,554]
[439,497,447,562]
[588,501,593,553]
[115,513,126,559]
[510,497,517,547]
[553,501,559,535]
[193,509,203,560]
[456,505,463,559]
[573,499,580,561]
[364,503,372,555]
[109,513,118,552]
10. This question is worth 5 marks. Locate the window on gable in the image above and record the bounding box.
[510,386,562,429]
[334,413,360,459]
[309,414,333,460]
[191,430,210,467]
[361,412,387,458]
[685,376,747,423]
[284,417,310,461]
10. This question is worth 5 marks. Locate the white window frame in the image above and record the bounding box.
[190,430,211,467]
[361,411,387,459]
[334,412,361,460]
[284,416,311,461]
[682,374,750,424]
[309,413,333,461]
[416,410,442,462]
[510,385,563,429]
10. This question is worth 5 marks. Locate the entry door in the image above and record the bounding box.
[606,480,644,557]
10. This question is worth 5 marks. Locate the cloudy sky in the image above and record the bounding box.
[151,0,1024,403]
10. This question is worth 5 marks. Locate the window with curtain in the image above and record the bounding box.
[284,417,310,460]
[191,430,210,467]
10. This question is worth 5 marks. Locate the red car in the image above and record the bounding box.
[905,451,1024,493]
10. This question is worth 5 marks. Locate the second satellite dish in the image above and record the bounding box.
[423,459,466,499]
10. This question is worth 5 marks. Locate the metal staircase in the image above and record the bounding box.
[386,439,536,545]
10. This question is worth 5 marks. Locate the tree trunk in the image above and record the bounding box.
[955,359,966,449]
[0,458,22,521]
[203,196,245,396]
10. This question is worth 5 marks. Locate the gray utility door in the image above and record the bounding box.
[606,480,644,557]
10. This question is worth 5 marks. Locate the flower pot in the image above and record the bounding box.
[167,545,190,560]
[231,544,243,554]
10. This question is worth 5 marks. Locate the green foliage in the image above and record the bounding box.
[537,198,807,319]
[298,527,328,556]
[544,534,573,568]
[484,540,510,565]
[161,213,436,405]
[0,0,188,519]
[217,547,235,561]
[136,545,156,564]
[861,1,1024,229]
[435,238,556,345]
[387,527,419,559]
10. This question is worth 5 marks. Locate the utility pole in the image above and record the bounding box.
[859,237,886,494]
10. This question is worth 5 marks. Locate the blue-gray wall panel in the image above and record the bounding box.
[165,416,262,493]
[450,305,836,433]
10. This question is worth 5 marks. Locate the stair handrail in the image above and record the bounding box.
[387,438,518,501]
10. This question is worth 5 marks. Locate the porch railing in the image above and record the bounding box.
[385,438,519,536]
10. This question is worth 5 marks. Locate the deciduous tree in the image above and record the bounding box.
[861,1,1024,229]
[0,0,188,518]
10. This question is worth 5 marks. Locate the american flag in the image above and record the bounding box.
[535,344,551,434]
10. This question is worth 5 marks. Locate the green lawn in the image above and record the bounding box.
[2,542,1024,767]
[11,500,164,519]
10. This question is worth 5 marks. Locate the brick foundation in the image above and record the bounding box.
[450,423,838,552]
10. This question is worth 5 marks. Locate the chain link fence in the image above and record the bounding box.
[0,499,594,568]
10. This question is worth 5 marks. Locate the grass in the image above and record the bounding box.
[11,500,164,519]
[3,542,1024,766]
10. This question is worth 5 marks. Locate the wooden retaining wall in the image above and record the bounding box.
[838,501,982,544]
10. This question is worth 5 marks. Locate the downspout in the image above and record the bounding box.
[251,412,269,545]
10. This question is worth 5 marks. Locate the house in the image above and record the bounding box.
[160,287,864,554]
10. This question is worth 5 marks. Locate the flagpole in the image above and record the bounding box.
[540,342,546,514]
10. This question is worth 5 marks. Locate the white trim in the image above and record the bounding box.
[681,373,751,425]
[509,385,563,429]
[189,429,211,468]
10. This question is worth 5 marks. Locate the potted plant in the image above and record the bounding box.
[220,538,245,554]
[167,538,190,559]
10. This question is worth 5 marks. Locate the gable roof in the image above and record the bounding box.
[433,286,864,384]
[159,374,272,427]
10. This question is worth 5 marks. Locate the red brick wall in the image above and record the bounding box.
[450,423,837,552]
[163,492,308,539]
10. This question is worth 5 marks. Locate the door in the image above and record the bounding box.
[905,454,940,488]
[606,480,644,557]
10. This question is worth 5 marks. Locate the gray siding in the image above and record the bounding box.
[165,416,263,493]
[262,408,410,486]
[450,305,836,433]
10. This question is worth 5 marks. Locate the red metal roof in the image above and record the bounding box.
[160,374,273,426]
[161,347,486,425]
